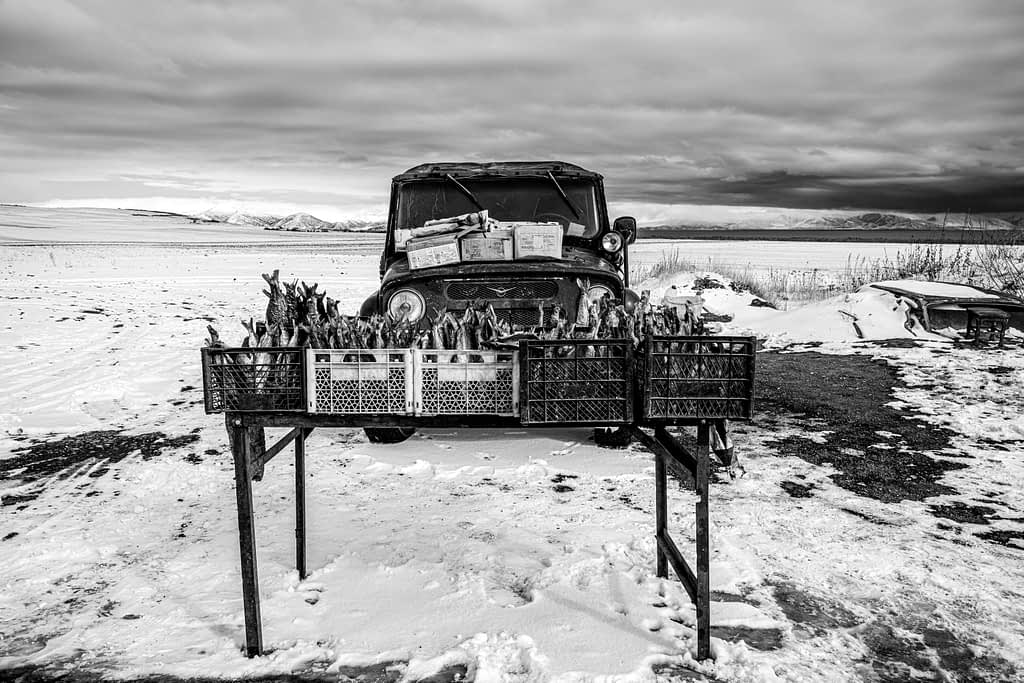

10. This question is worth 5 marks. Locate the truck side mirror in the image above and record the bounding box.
[613,216,637,244]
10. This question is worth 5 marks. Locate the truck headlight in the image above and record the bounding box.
[386,289,425,322]
[601,232,623,253]
[587,283,614,303]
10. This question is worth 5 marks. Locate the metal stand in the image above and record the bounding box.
[295,427,311,580]
[632,421,719,661]
[224,413,724,661]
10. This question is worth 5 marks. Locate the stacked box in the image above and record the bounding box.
[461,228,514,262]
[394,228,413,251]
[513,223,563,259]
[406,233,462,270]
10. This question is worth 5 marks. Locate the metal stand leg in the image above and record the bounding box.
[295,428,308,580]
[229,418,263,657]
[638,423,717,661]
[695,422,712,661]
[655,448,668,579]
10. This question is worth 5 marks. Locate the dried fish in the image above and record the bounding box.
[211,271,714,360]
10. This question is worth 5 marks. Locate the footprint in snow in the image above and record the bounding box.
[643,618,663,632]
[550,442,578,456]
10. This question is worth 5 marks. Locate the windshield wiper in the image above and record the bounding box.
[545,172,582,220]
[444,173,486,212]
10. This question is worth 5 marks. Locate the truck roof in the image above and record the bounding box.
[393,161,602,182]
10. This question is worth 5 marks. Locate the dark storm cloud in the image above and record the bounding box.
[650,172,1024,212]
[1,0,1023,215]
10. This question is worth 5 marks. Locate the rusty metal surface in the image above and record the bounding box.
[871,282,1023,307]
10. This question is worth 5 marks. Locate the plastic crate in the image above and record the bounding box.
[307,349,413,414]
[414,350,519,416]
[201,347,305,413]
[641,335,755,422]
[519,339,634,425]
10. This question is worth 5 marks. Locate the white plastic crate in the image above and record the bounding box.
[414,350,519,417]
[306,349,414,414]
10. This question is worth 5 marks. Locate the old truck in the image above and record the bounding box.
[358,161,640,444]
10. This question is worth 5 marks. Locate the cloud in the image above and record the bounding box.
[1,0,1023,215]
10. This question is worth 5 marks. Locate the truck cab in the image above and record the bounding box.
[360,161,637,324]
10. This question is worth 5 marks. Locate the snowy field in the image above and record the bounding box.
[1,209,1023,682]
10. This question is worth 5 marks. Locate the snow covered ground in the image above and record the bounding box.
[1,217,1023,681]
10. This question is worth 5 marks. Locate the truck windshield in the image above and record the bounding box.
[395,177,601,237]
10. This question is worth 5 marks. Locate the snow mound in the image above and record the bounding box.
[638,271,948,344]
[732,289,943,343]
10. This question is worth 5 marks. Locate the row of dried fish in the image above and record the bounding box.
[204,270,703,353]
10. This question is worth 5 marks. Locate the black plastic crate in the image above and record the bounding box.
[201,347,305,413]
[519,339,633,425]
[641,335,755,422]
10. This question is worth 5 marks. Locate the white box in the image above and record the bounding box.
[514,223,563,259]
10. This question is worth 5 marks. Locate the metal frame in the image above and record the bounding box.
[222,412,724,662]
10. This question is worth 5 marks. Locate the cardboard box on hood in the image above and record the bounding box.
[406,227,479,270]
[513,223,563,260]
[461,228,514,262]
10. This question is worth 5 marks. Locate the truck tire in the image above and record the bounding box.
[364,427,416,444]
[594,426,632,449]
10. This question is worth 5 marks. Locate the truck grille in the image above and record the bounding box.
[495,307,555,328]
[446,280,559,301]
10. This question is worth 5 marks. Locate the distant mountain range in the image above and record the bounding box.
[642,210,1024,232]
[190,210,385,232]
[189,207,1023,233]
[801,212,1022,231]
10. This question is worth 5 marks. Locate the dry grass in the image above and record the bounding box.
[632,227,1024,309]
[632,249,846,308]
[632,249,775,303]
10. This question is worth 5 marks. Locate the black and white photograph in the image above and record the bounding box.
[1,2,1023,681]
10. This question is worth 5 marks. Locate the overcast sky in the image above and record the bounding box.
[1,0,1022,221]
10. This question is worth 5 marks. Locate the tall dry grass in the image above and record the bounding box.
[631,226,1024,309]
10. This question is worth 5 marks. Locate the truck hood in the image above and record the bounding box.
[381,247,621,289]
